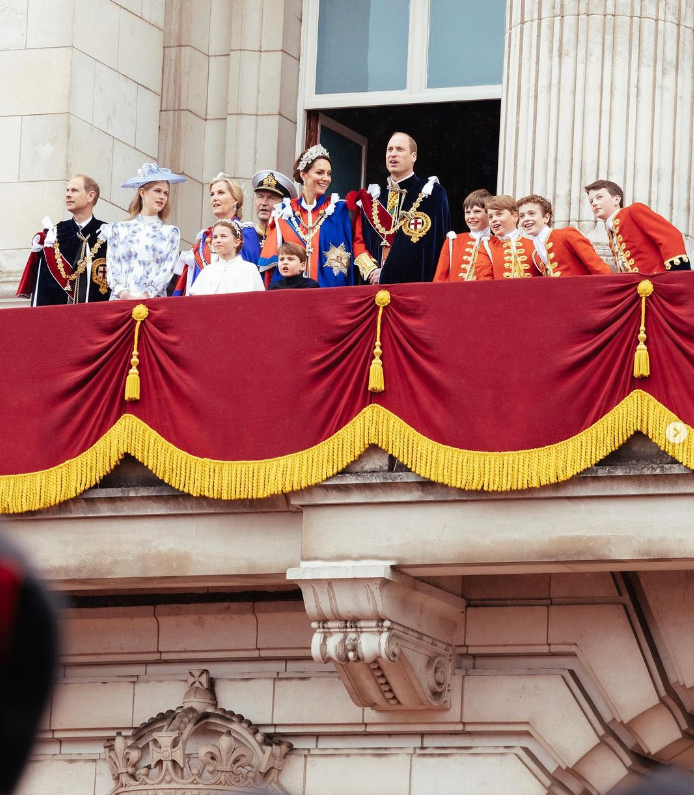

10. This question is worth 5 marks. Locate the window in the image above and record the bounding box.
[301,0,506,110]
[427,0,505,89]
[316,0,410,94]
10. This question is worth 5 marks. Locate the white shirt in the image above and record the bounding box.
[470,227,491,241]
[498,228,521,242]
[605,211,618,231]
[189,254,265,295]
[530,225,551,264]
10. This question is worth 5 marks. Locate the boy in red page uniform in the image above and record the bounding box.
[517,194,611,276]
[434,188,493,282]
[585,180,690,273]
[485,195,540,279]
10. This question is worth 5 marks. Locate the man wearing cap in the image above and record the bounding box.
[251,169,297,253]
[17,174,110,305]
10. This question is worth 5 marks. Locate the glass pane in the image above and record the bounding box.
[316,0,410,94]
[427,0,505,88]
[319,124,364,197]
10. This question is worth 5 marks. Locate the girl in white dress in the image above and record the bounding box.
[189,220,265,295]
[105,163,185,301]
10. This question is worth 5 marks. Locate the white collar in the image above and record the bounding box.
[605,210,618,231]
[388,172,414,187]
[534,225,551,244]
[300,196,317,210]
[74,215,93,229]
[498,228,521,241]
[470,227,490,241]
[214,253,243,264]
[138,213,160,225]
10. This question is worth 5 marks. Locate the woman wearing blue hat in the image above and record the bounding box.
[105,163,186,301]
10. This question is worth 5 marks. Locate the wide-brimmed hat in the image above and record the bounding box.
[251,170,297,200]
[121,162,186,189]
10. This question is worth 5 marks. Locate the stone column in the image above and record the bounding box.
[0,0,165,303]
[225,0,302,186]
[498,1,694,250]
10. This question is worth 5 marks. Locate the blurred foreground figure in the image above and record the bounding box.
[0,535,57,794]
[626,769,694,795]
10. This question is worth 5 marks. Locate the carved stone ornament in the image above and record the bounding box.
[287,565,466,710]
[104,669,292,794]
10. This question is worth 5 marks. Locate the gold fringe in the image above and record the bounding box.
[2,390,694,513]
[634,280,654,379]
[368,290,391,393]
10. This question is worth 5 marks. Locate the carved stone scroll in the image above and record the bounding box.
[287,565,466,710]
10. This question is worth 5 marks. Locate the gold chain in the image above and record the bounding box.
[371,189,427,238]
[53,231,104,284]
[293,206,331,255]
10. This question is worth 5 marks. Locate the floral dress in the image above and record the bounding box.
[105,215,181,299]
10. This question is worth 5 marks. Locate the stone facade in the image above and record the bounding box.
[14,568,694,794]
[0,0,301,299]
[3,2,694,793]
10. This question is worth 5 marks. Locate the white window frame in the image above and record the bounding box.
[299,0,503,115]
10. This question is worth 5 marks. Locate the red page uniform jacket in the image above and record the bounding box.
[487,233,541,279]
[606,203,691,274]
[530,227,611,276]
[433,231,493,282]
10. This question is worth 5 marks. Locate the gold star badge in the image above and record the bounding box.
[323,242,351,276]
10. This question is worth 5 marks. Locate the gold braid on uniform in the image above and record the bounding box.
[53,231,105,285]
[371,189,428,238]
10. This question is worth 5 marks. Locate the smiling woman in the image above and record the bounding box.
[258,144,354,288]
[103,163,186,302]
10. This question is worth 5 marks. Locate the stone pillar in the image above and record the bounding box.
[225,0,302,186]
[0,0,165,302]
[498,2,694,250]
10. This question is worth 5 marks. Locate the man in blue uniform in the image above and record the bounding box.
[348,132,450,284]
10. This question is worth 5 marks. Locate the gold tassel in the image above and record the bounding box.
[125,304,149,401]
[369,290,391,393]
[634,280,654,379]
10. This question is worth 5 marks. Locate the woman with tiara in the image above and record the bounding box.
[172,172,258,295]
[258,145,354,287]
[104,163,185,300]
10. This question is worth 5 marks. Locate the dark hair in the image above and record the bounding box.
[293,149,333,184]
[517,194,553,223]
[584,180,624,207]
[279,242,307,262]
[463,189,492,211]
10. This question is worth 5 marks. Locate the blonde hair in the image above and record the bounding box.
[209,173,244,219]
[127,181,171,222]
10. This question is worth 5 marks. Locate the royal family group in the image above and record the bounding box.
[17,132,691,306]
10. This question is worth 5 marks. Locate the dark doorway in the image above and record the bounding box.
[309,100,500,231]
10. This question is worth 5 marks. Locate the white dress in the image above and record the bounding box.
[189,254,265,295]
[105,214,181,299]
